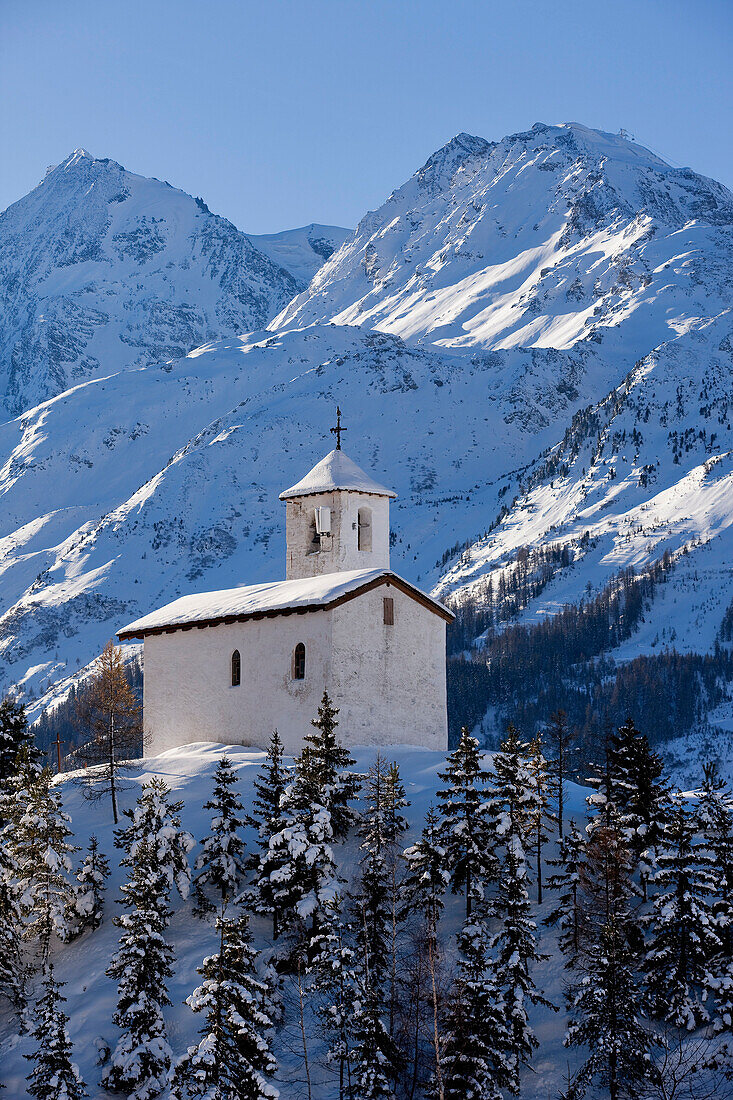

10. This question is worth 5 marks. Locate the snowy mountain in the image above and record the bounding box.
[247,223,351,286]
[275,123,732,356]
[0,149,299,415]
[2,123,733,742]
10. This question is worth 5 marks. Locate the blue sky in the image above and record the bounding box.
[2,0,731,233]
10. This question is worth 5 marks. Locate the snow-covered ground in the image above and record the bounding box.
[0,742,594,1100]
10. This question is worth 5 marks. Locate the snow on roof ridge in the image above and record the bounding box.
[280,448,396,500]
[118,568,452,638]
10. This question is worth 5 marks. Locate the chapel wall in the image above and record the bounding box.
[142,612,333,757]
[330,584,448,750]
[285,490,390,580]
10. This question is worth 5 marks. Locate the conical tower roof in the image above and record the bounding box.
[280,448,396,500]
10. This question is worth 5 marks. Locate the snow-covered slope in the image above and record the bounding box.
[0,323,606,706]
[2,123,733,726]
[247,223,351,286]
[276,123,732,357]
[0,150,299,415]
[0,742,594,1100]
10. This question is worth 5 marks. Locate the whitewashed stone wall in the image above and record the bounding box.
[331,584,447,750]
[143,612,333,756]
[143,584,447,756]
[284,490,390,579]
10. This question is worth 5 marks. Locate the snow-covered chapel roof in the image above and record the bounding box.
[118,568,453,640]
[280,449,396,500]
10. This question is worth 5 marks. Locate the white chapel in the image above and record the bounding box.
[118,420,453,755]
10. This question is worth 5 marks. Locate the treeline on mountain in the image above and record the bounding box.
[446,551,733,761]
[3,693,733,1100]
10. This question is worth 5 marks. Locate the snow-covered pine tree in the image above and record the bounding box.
[104,839,176,1100]
[171,912,278,1100]
[260,746,337,943]
[383,761,409,1038]
[0,694,34,786]
[545,709,574,838]
[354,755,395,993]
[105,779,194,1099]
[193,755,247,917]
[15,767,76,958]
[302,690,360,839]
[440,916,508,1100]
[25,964,87,1100]
[436,728,495,918]
[349,977,398,1100]
[65,834,110,939]
[564,918,655,1100]
[309,897,358,1100]
[490,727,551,1092]
[401,806,448,1099]
[643,793,721,1029]
[247,730,291,939]
[0,823,24,1008]
[609,717,669,900]
[698,766,733,1044]
[544,818,586,968]
[526,730,555,903]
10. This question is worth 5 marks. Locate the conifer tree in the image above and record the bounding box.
[105,780,193,1099]
[609,717,669,900]
[526,730,554,903]
[349,978,398,1100]
[563,815,654,1100]
[564,920,655,1100]
[309,898,357,1100]
[302,690,360,838]
[171,912,278,1100]
[546,709,573,838]
[25,964,87,1100]
[402,807,448,1100]
[0,695,33,786]
[383,761,409,1037]
[698,767,733,1041]
[15,767,76,958]
[436,728,495,918]
[193,755,247,916]
[644,794,721,1029]
[65,834,110,938]
[490,728,551,1092]
[354,755,395,993]
[260,746,337,940]
[441,916,508,1100]
[544,819,585,968]
[0,825,24,1008]
[248,731,291,939]
[75,641,141,825]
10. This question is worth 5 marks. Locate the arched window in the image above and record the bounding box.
[358,507,372,551]
[292,642,306,681]
[231,650,241,687]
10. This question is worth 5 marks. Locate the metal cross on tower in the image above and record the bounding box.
[330,406,347,450]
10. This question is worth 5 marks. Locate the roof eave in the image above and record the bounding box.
[117,572,453,641]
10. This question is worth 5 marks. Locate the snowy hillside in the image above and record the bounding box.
[0,150,299,415]
[2,123,733,737]
[0,323,608,708]
[247,223,351,286]
[0,742,596,1100]
[275,123,732,357]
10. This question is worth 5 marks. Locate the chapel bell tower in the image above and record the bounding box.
[279,409,396,581]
